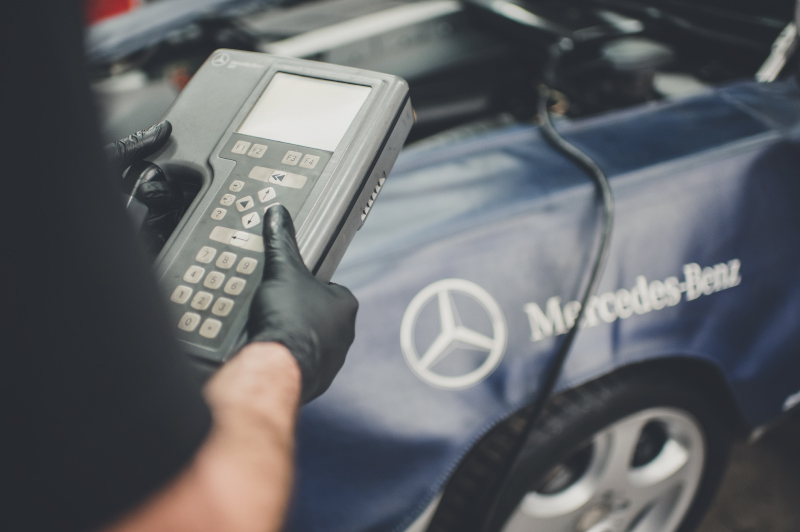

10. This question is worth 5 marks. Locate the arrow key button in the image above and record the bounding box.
[258,187,276,203]
[242,212,261,229]
[268,170,307,189]
[236,196,254,212]
[229,231,250,247]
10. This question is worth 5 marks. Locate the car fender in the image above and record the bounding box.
[284,80,800,532]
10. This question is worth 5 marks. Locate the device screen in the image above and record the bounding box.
[237,73,372,152]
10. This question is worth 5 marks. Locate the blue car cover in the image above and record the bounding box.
[285,80,800,532]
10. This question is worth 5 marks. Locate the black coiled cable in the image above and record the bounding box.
[479,41,615,531]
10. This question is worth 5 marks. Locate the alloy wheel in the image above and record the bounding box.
[502,407,705,532]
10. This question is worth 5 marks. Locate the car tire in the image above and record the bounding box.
[427,363,733,532]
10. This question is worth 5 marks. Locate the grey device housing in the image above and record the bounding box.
[149,49,413,364]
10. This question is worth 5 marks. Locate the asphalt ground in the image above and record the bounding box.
[697,410,800,532]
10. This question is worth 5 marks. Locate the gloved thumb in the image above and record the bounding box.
[105,120,173,173]
[135,180,184,210]
[261,204,308,281]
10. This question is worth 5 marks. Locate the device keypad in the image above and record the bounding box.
[164,135,331,355]
[170,257,247,335]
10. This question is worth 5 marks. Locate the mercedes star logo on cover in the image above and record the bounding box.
[401,279,507,389]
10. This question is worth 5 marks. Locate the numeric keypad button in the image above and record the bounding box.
[199,318,223,339]
[191,291,214,311]
[183,266,205,284]
[210,207,227,220]
[178,312,201,332]
[170,285,193,304]
[229,180,245,192]
[212,297,235,317]
[224,277,246,295]
[195,246,217,264]
[220,194,236,206]
[236,257,258,275]
[216,252,237,270]
[204,272,225,290]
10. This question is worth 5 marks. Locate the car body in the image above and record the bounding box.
[286,79,800,532]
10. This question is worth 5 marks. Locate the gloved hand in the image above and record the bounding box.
[105,119,173,175]
[106,120,184,255]
[248,205,359,404]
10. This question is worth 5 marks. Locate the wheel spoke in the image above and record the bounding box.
[596,415,649,492]
[626,478,681,522]
[634,438,689,484]
[626,439,693,516]
[623,479,685,532]
[505,498,588,532]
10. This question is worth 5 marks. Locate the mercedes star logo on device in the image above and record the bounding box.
[211,52,230,67]
[401,279,507,389]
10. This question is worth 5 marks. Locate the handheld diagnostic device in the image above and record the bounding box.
[147,50,413,364]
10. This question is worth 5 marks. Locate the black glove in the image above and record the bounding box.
[248,205,359,404]
[105,120,173,176]
[106,121,184,255]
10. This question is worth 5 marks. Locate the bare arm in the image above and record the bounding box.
[104,206,357,532]
[104,342,301,532]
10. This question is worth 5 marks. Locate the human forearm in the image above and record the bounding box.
[104,205,357,532]
[105,342,301,532]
